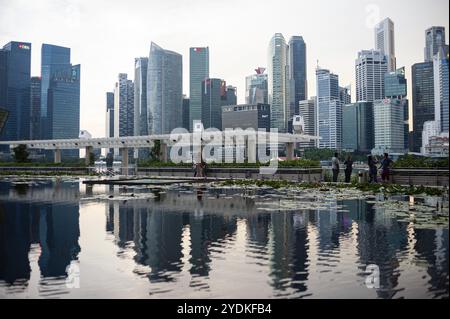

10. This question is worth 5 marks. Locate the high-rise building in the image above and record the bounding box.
[316,68,342,150]
[375,18,396,72]
[222,103,271,131]
[201,78,227,130]
[288,36,307,118]
[0,41,31,150]
[384,67,409,149]
[298,99,316,148]
[134,57,148,137]
[114,73,134,139]
[425,26,448,62]
[245,67,268,105]
[433,49,449,133]
[342,102,374,153]
[189,47,209,131]
[106,92,114,138]
[339,86,351,105]
[268,33,289,132]
[373,98,405,154]
[412,61,434,152]
[30,77,41,140]
[40,44,71,140]
[47,64,81,159]
[147,42,182,135]
[182,96,190,131]
[226,85,237,106]
[355,50,387,102]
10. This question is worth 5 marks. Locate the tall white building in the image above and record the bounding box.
[298,98,316,148]
[375,18,396,72]
[433,49,449,133]
[134,57,148,137]
[355,50,388,102]
[421,120,440,154]
[268,33,289,132]
[372,98,405,155]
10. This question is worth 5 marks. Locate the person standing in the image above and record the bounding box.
[380,153,393,183]
[368,155,378,183]
[331,152,340,182]
[344,155,354,183]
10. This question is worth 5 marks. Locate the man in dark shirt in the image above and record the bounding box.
[380,153,393,183]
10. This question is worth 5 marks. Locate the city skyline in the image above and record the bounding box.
[0,0,448,138]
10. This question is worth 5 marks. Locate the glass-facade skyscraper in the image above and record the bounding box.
[268,33,289,133]
[355,50,387,102]
[412,61,435,152]
[425,26,448,62]
[30,76,41,140]
[316,68,342,150]
[0,41,31,150]
[288,36,307,118]
[245,67,268,105]
[134,57,148,137]
[189,47,209,131]
[342,102,374,153]
[433,50,449,133]
[114,73,134,138]
[298,99,316,149]
[40,44,71,140]
[201,78,227,130]
[147,42,182,135]
[375,18,396,72]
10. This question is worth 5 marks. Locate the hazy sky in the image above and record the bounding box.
[0,0,449,138]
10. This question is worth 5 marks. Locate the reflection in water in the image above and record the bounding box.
[0,180,448,298]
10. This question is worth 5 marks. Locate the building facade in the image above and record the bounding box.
[222,103,271,131]
[189,47,209,131]
[425,26,448,62]
[30,76,41,140]
[298,99,316,149]
[288,36,307,118]
[245,67,268,105]
[316,68,342,150]
[147,42,182,135]
[373,98,405,154]
[134,57,148,137]
[433,50,449,133]
[114,73,134,139]
[268,33,289,132]
[182,96,190,131]
[375,18,396,72]
[201,78,227,130]
[342,102,374,153]
[355,50,387,102]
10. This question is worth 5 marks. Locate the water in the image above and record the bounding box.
[0,178,448,299]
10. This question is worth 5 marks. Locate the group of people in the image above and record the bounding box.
[331,152,393,183]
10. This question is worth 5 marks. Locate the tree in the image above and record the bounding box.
[13,144,29,163]
[150,140,161,161]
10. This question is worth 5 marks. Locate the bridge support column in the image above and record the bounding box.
[286,142,294,161]
[247,136,257,164]
[85,146,93,166]
[54,149,61,164]
[161,142,168,163]
[120,148,129,175]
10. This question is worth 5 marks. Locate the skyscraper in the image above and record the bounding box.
[0,41,31,150]
[189,47,209,131]
[40,44,71,140]
[339,86,351,105]
[316,68,342,150]
[147,42,182,135]
[268,33,289,132]
[245,67,268,105]
[373,98,405,154]
[412,62,434,152]
[182,96,190,131]
[201,78,227,130]
[47,64,81,159]
[30,77,41,140]
[288,36,307,118]
[342,102,374,152]
[134,57,148,137]
[433,49,449,133]
[375,18,396,72]
[226,85,237,105]
[355,50,387,102]
[425,26,448,62]
[105,92,114,155]
[114,73,134,139]
[298,99,316,148]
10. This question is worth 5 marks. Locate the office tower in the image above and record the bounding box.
[268,33,289,132]
[316,68,342,150]
[47,64,81,159]
[189,47,209,131]
[106,92,114,138]
[134,57,148,137]
[0,108,7,133]
[421,120,440,153]
[339,86,351,105]
[226,86,237,105]
[40,44,71,140]
[222,103,271,131]
[412,62,434,152]
[433,50,449,133]
[298,99,316,148]
[182,96,190,131]
[373,98,405,154]
[355,50,387,102]
[375,18,396,72]
[147,42,182,135]
[0,42,31,150]
[342,102,374,152]
[30,77,41,140]
[384,67,409,149]
[201,78,227,129]
[114,73,134,139]
[288,36,307,117]
[245,67,268,105]
[425,26,448,62]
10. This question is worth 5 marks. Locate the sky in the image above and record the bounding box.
[0,0,449,138]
